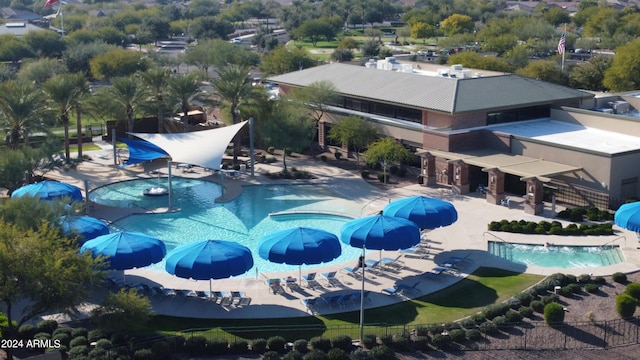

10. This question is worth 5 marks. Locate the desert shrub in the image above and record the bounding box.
[488,221,502,231]
[540,294,559,305]
[87,348,108,360]
[471,313,486,324]
[549,226,563,235]
[252,338,267,354]
[208,338,229,355]
[449,329,465,343]
[466,329,483,341]
[53,332,71,347]
[414,325,429,336]
[515,291,534,307]
[479,321,497,335]
[391,335,410,351]
[585,283,599,293]
[184,336,207,356]
[330,335,352,352]
[35,332,51,341]
[133,348,154,360]
[36,319,58,334]
[18,324,37,340]
[431,334,451,349]
[613,272,628,283]
[360,169,370,178]
[616,294,638,318]
[362,334,378,349]
[461,318,477,329]
[88,329,108,342]
[427,323,444,335]
[531,300,544,313]
[292,339,308,353]
[578,274,591,283]
[379,334,392,346]
[444,322,461,331]
[593,276,606,285]
[309,336,331,352]
[412,335,430,350]
[53,327,72,337]
[483,303,510,320]
[327,348,349,360]
[229,340,248,354]
[262,351,280,360]
[70,336,88,348]
[544,303,565,325]
[320,155,327,162]
[557,286,572,297]
[68,345,89,358]
[71,327,88,338]
[368,344,395,360]
[284,148,292,156]
[377,173,388,183]
[505,309,523,323]
[267,336,286,353]
[334,151,342,160]
[267,147,275,154]
[519,306,534,318]
[283,350,303,360]
[492,316,508,328]
[565,283,581,294]
[625,282,640,301]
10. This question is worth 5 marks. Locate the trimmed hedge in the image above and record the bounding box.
[616,294,638,318]
[488,219,613,235]
[544,303,565,324]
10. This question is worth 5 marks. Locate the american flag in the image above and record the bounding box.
[557,33,566,55]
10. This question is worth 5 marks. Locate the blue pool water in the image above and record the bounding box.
[89,179,364,276]
[488,241,624,268]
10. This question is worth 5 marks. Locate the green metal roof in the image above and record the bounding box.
[268,63,592,114]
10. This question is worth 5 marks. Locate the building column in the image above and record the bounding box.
[524,179,544,215]
[452,161,470,194]
[421,155,436,186]
[486,170,506,205]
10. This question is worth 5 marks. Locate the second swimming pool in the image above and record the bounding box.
[488,240,624,268]
[90,179,365,276]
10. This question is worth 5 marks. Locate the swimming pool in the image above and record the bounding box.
[488,241,624,268]
[89,179,365,276]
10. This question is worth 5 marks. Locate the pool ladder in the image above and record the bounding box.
[484,232,513,261]
[599,236,626,265]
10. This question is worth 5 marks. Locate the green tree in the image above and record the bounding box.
[0,80,50,149]
[327,115,378,165]
[213,65,254,164]
[516,60,567,85]
[0,196,58,231]
[63,41,116,77]
[107,76,148,135]
[0,35,35,62]
[543,7,571,27]
[189,16,234,40]
[290,80,339,155]
[0,221,103,359]
[260,46,317,76]
[448,52,513,72]
[603,39,640,92]
[91,288,153,333]
[22,30,67,58]
[411,22,436,44]
[17,58,67,85]
[570,56,611,91]
[184,39,260,77]
[360,39,379,58]
[0,145,61,195]
[440,14,475,37]
[43,73,89,162]
[89,48,149,81]
[364,137,411,185]
[140,67,171,133]
[294,18,337,46]
[167,71,204,133]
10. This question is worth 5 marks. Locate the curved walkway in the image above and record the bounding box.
[44,148,640,321]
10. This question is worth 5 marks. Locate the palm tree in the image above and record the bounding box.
[167,72,203,133]
[72,75,90,159]
[43,73,89,162]
[0,81,50,149]
[108,76,148,136]
[140,67,171,133]
[212,65,254,164]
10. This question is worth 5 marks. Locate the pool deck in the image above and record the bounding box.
[43,146,640,321]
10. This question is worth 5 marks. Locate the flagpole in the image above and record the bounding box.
[59,2,64,37]
[561,24,566,72]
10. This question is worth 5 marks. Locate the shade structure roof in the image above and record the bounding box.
[615,202,640,232]
[120,137,169,166]
[80,232,166,270]
[258,227,342,265]
[60,215,110,243]
[383,196,458,229]
[165,240,254,280]
[340,214,421,250]
[11,180,83,202]
[129,121,247,171]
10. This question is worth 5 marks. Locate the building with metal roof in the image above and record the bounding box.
[268,61,640,213]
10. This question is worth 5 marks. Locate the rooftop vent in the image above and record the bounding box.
[6,22,26,28]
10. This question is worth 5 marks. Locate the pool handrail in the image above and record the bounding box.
[599,235,626,248]
[483,231,514,248]
[268,210,356,218]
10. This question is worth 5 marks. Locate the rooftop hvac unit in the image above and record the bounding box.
[596,108,614,114]
[609,101,630,114]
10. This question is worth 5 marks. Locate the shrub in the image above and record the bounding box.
[184,336,207,356]
[479,321,497,335]
[70,336,88,348]
[531,300,544,313]
[578,274,591,283]
[88,329,108,342]
[18,324,37,340]
[309,336,331,352]
[36,319,58,334]
[53,327,72,337]
[207,338,229,355]
[505,309,523,323]
[133,348,154,360]
[368,345,395,360]
[544,303,565,325]
[68,345,89,358]
[616,293,638,318]
[625,282,640,301]
[566,283,581,294]
[613,272,628,283]
[334,151,342,160]
[71,327,88,338]
[267,336,286,353]
[229,340,249,354]
[411,336,429,351]
[427,323,444,335]
[377,173,388,183]
[151,340,170,360]
[444,322,461,331]
[519,306,534,318]
[466,329,483,341]
[267,147,275,154]
[35,332,51,341]
[262,350,280,360]
[93,338,111,349]
[330,335,352,352]
[461,318,476,329]
[251,338,267,354]
[585,283,600,293]
[362,334,377,349]
[431,334,452,349]
[283,350,303,360]
[284,149,292,156]
[483,303,510,320]
[594,276,607,285]
[379,334,392,346]
[327,348,349,360]
[360,169,370,178]
[392,335,410,351]
[304,349,329,360]
[292,339,308,353]
[87,348,108,360]
[492,316,508,328]
[449,329,465,343]
[110,332,127,345]
[320,155,327,162]
[53,332,71,347]
[515,291,534,307]
[471,313,486,324]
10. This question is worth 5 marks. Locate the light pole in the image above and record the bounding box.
[249,117,255,177]
[359,246,366,343]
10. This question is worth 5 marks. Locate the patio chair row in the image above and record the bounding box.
[124,283,251,307]
[301,291,372,314]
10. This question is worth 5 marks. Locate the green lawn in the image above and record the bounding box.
[147,268,543,340]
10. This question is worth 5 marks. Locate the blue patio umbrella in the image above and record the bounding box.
[340,214,420,342]
[11,180,83,202]
[615,202,640,232]
[258,227,342,280]
[80,232,166,271]
[383,196,458,229]
[60,215,110,243]
[165,240,254,294]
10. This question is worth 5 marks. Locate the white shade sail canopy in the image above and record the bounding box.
[129,121,247,171]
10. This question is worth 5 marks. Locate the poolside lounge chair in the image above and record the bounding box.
[380,255,405,270]
[340,266,361,278]
[282,276,301,291]
[211,291,227,303]
[320,271,340,287]
[364,259,383,274]
[322,295,344,309]
[266,278,284,294]
[220,293,233,307]
[196,290,212,300]
[382,281,421,297]
[230,291,246,306]
[301,273,321,289]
